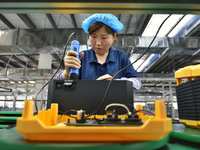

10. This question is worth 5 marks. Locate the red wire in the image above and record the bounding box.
[134,110,155,116]
[38,75,52,109]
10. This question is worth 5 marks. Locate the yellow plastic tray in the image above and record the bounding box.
[16,100,172,142]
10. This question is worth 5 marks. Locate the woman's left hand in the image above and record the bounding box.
[96,74,113,80]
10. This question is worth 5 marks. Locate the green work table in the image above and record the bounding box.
[167,124,200,149]
[0,124,200,150]
[171,124,200,143]
[0,111,22,129]
[0,127,169,150]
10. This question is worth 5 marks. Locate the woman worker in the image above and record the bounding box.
[57,13,141,90]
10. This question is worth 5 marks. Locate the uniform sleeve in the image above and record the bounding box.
[121,77,141,90]
[120,52,141,90]
[57,70,65,80]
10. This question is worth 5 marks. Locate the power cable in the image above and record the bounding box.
[87,14,172,116]
[34,32,76,113]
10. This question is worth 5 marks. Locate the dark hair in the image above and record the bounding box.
[88,22,116,36]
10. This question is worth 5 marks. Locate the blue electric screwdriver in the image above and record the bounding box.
[69,40,80,79]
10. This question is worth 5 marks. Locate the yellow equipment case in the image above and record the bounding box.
[175,64,200,129]
[16,100,172,142]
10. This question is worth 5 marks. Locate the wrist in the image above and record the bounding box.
[62,70,70,79]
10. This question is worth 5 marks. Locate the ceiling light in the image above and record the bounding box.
[29,81,36,83]
[142,14,184,37]
[168,15,196,37]
[137,54,160,72]
[0,30,4,37]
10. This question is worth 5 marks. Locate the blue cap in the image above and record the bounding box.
[82,13,124,34]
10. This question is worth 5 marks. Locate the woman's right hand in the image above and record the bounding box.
[62,50,84,79]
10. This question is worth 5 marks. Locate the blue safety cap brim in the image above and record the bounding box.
[82,13,124,34]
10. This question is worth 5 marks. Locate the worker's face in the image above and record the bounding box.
[89,26,116,55]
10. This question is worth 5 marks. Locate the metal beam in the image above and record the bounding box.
[144,52,172,73]
[70,14,77,29]
[145,51,189,73]
[46,14,57,29]
[134,15,152,36]
[124,14,133,35]
[12,55,33,68]
[0,61,6,68]
[186,21,200,36]
[118,14,121,21]
[174,54,200,69]
[162,55,188,73]
[17,14,37,29]
[15,46,38,65]
[51,52,62,64]
[0,14,15,29]
[135,54,150,70]
[0,55,22,68]
[1,1,200,14]
[24,54,38,65]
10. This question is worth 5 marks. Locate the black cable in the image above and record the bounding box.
[87,14,172,117]
[55,109,77,125]
[58,110,77,118]
[2,39,79,128]
[34,32,76,113]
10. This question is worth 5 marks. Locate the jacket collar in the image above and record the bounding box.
[88,47,116,64]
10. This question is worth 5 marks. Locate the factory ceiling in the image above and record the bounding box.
[0,1,200,79]
[0,1,199,101]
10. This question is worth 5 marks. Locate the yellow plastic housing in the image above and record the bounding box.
[175,64,200,85]
[16,100,172,142]
[174,64,200,129]
[179,119,200,129]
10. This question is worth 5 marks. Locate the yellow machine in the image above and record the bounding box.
[16,100,172,142]
[175,64,200,129]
